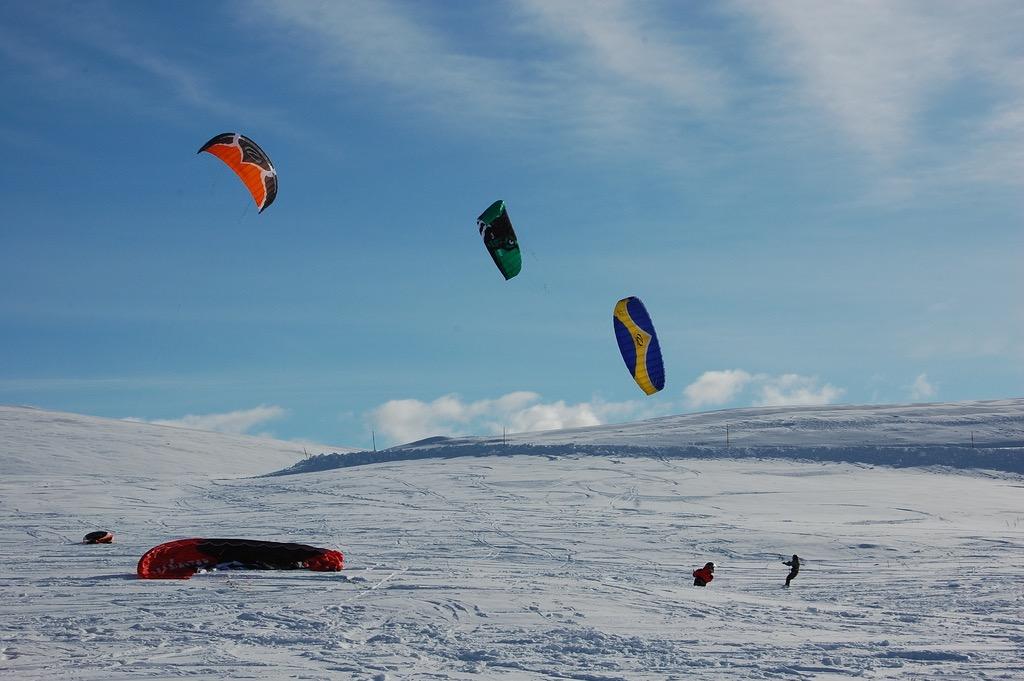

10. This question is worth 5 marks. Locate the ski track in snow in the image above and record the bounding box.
[3,455,1023,679]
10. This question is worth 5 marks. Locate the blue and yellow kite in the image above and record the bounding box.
[613,296,665,395]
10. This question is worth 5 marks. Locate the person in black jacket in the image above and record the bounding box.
[783,554,800,587]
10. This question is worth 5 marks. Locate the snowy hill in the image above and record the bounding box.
[0,405,347,476]
[2,400,1022,680]
[282,398,1024,475]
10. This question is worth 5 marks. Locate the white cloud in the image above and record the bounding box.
[244,0,1024,185]
[248,1,528,121]
[754,373,844,407]
[247,0,728,150]
[684,369,752,408]
[1,7,289,132]
[502,401,601,434]
[372,377,849,447]
[910,373,937,401]
[954,92,1024,187]
[736,0,961,159]
[367,392,660,446]
[683,370,844,409]
[137,405,288,436]
[736,0,1024,181]
[518,0,728,114]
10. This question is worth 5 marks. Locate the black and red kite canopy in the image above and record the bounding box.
[137,538,343,579]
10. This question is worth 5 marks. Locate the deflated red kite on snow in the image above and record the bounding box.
[137,538,343,579]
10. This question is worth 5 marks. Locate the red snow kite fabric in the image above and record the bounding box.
[137,538,343,579]
[198,133,278,212]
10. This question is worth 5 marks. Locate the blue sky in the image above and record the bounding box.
[2,1,1022,449]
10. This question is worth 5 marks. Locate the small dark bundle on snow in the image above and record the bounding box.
[84,531,114,544]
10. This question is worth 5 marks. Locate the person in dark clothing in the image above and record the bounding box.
[783,554,800,587]
[692,561,715,587]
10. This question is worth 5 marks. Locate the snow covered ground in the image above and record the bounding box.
[1,401,1022,679]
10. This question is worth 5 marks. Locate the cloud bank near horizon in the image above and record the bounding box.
[683,369,846,410]
[365,371,848,446]
[366,392,669,446]
[128,405,288,436]
[121,367,932,446]
[127,398,647,448]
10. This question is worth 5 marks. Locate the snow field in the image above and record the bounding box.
[2,452,1022,679]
